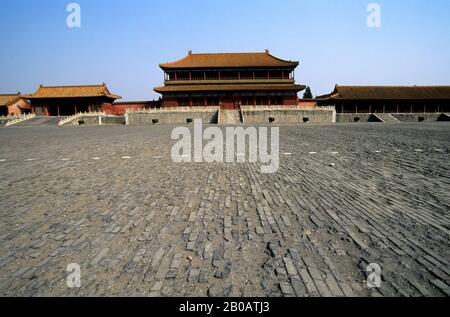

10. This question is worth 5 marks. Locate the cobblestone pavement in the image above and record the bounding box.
[0,123,449,297]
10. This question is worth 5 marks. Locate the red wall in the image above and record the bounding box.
[283,95,299,106]
[220,97,236,110]
[298,100,317,108]
[161,97,179,108]
[103,101,160,115]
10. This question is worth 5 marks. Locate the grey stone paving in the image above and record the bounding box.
[0,123,449,297]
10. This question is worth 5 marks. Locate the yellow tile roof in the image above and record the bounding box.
[318,85,450,100]
[23,84,121,100]
[0,94,22,107]
[160,51,299,69]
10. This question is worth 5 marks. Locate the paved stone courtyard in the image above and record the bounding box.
[0,122,449,297]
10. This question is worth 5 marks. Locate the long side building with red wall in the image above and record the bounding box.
[24,84,121,116]
[317,85,450,113]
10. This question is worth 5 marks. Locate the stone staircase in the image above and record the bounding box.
[218,110,242,124]
[58,112,106,126]
[371,113,399,123]
[2,114,35,127]
[14,116,63,127]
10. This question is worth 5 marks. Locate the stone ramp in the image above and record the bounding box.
[371,113,399,123]
[219,110,242,124]
[14,116,62,127]
[438,113,450,121]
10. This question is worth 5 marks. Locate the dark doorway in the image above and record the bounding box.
[0,106,8,116]
[48,102,90,116]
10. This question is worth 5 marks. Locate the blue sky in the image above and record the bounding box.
[0,0,449,100]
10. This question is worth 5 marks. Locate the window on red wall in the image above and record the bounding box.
[191,72,204,80]
[273,96,283,105]
[254,71,267,79]
[241,97,253,105]
[240,71,253,79]
[192,97,203,107]
[177,72,190,80]
[206,97,219,106]
[179,98,190,107]
[205,72,219,80]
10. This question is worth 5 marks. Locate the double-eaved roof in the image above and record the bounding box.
[160,51,299,69]
[318,85,450,100]
[23,84,121,100]
[0,94,22,107]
